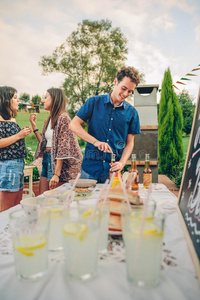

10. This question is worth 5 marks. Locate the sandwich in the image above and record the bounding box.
[103,187,141,205]
[106,187,142,231]
[109,214,122,232]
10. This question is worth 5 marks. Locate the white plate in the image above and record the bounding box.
[108,230,122,236]
[69,179,97,188]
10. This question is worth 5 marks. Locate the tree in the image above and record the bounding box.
[32,95,41,105]
[158,68,184,179]
[20,93,30,103]
[39,19,128,113]
[177,89,195,135]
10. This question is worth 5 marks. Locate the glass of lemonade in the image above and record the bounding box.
[97,201,110,254]
[9,208,50,282]
[38,191,74,251]
[122,201,165,288]
[61,204,100,281]
[80,200,110,254]
[42,201,64,251]
[43,189,74,205]
[38,196,69,251]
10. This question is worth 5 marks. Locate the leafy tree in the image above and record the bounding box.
[158,68,184,179]
[177,89,195,135]
[39,19,128,113]
[20,93,30,103]
[32,95,41,105]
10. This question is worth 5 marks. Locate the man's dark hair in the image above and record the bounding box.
[116,66,140,86]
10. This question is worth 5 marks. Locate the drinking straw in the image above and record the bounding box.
[101,174,115,210]
[62,173,81,209]
[118,173,132,211]
[125,172,137,189]
[86,172,117,228]
[99,179,109,209]
[32,174,82,235]
[86,178,110,227]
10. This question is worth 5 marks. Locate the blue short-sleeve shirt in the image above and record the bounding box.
[76,93,140,178]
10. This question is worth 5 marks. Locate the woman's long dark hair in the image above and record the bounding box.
[45,88,67,130]
[0,86,17,120]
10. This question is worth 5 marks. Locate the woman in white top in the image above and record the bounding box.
[29,88,82,194]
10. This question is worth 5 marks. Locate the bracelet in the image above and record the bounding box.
[33,129,39,133]
[93,140,98,145]
[54,173,60,178]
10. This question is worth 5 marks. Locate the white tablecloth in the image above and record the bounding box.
[0,184,200,300]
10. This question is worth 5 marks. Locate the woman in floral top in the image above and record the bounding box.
[29,88,82,194]
[0,86,32,212]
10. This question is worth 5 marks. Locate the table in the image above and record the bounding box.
[0,184,200,300]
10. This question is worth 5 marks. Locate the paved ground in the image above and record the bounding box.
[158,174,180,198]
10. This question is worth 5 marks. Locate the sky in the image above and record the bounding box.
[0,0,200,103]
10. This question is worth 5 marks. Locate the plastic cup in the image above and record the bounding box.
[61,205,100,281]
[43,190,74,204]
[122,201,165,288]
[20,196,44,220]
[9,208,50,282]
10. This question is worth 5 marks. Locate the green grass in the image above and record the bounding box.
[16,111,48,152]
[182,136,190,156]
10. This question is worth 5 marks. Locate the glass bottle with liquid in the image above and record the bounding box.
[109,153,116,182]
[143,154,152,189]
[129,154,139,190]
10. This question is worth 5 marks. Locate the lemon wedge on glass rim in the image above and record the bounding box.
[63,223,88,241]
[15,235,47,256]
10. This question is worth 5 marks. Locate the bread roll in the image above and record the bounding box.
[109,214,122,231]
[109,200,122,216]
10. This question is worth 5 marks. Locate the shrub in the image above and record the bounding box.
[24,147,39,182]
[172,160,185,188]
[158,68,184,179]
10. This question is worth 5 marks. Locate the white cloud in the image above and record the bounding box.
[0,0,199,101]
[195,23,200,42]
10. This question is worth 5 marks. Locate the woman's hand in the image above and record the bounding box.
[18,126,32,139]
[29,113,37,130]
[49,175,59,189]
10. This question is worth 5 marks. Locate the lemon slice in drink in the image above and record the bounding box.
[50,208,62,213]
[81,210,93,219]
[143,223,158,234]
[15,235,47,256]
[139,215,154,221]
[63,223,87,241]
[132,222,158,236]
[130,212,154,221]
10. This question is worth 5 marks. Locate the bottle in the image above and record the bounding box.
[109,153,116,182]
[129,154,139,190]
[143,154,152,189]
[111,171,122,188]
